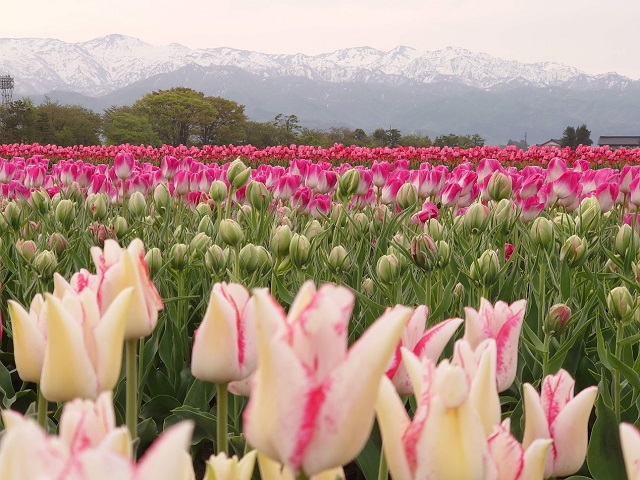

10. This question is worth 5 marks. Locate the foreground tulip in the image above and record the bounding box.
[7,294,48,383]
[620,423,640,480]
[204,451,257,480]
[257,452,345,480]
[522,369,598,478]
[243,281,411,476]
[463,298,526,392]
[376,348,495,479]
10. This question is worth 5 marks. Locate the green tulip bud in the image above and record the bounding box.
[470,249,500,287]
[304,219,323,241]
[190,232,211,255]
[47,232,68,257]
[464,203,489,235]
[545,303,572,335]
[411,233,438,272]
[256,246,272,272]
[205,244,227,275]
[86,193,108,221]
[376,254,400,285]
[453,282,464,298]
[153,183,171,211]
[348,212,370,237]
[436,240,451,268]
[113,216,128,238]
[227,158,251,189]
[274,255,292,275]
[328,245,351,274]
[128,191,147,218]
[396,183,418,210]
[424,218,445,241]
[30,189,51,215]
[560,235,587,268]
[169,243,189,270]
[144,247,163,277]
[575,197,601,234]
[55,199,76,229]
[289,233,311,269]
[239,243,261,274]
[362,277,375,295]
[387,245,409,272]
[337,169,360,200]
[16,239,37,262]
[553,213,575,236]
[4,202,21,231]
[271,225,293,259]
[195,202,212,217]
[198,216,215,237]
[209,180,228,204]
[246,181,270,209]
[487,171,513,201]
[615,223,640,258]
[607,286,635,324]
[33,250,57,279]
[531,217,555,251]
[236,205,253,226]
[219,219,244,247]
[491,198,515,233]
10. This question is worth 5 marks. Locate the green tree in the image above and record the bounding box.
[575,124,593,146]
[0,98,37,143]
[273,114,303,136]
[245,121,291,148]
[34,100,101,146]
[102,106,160,145]
[400,133,432,147]
[133,87,216,146]
[198,97,248,145]
[561,126,577,149]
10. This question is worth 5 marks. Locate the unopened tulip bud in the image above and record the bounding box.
[531,217,555,251]
[227,158,251,189]
[34,250,57,279]
[453,282,464,298]
[387,245,409,272]
[545,303,572,335]
[220,219,244,247]
[274,255,291,275]
[86,193,108,220]
[362,277,375,295]
[3,202,21,231]
[195,202,212,217]
[470,249,500,286]
[173,225,183,241]
[55,199,76,229]
[47,232,68,256]
[198,216,215,237]
[348,212,370,237]
[436,240,451,268]
[238,243,260,273]
[30,189,50,215]
[328,245,351,274]
[236,205,252,225]
[190,232,211,255]
[607,286,635,324]
[144,247,163,277]
[615,224,640,258]
[425,218,445,241]
[246,181,270,209]
[487,170,513,201]
[209,180,228,204]
[270,224,292,259]
[337,169,360,200]
[16,239,37,261]
[205,244,227,275]
[113,216,128,238]
[377,254,400,285]
[169,243,189,270]
[303,219,323,241]
[553,213,575,236]
[560,235,588,268]
[491,198,515,232]
[396,183,418,210]
[411,233,438,272]
[256,246,272,272]
[464,203,489,235]
[128,191,146,218]
[289,233,311,268]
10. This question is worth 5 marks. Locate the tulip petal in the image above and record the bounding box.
[136,421,195,480]
[522,384,551,449]
[7,299,46,383]
[41,294,98,402]
[469,340,501,436]
[487,420,524,480]
[413,316,463,362]
[620,423,640,480]
[521,439,553,480]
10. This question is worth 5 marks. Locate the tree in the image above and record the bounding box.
[273,114,303,136]
[133,88,216,146]
[0,98,37,144]
[198,97,248,145]
[400,133,432,148]
[245,121,292,148]
[561,126,577,149]
[102,106,160,145]
[34,100,101,146]
[575,124,593,146]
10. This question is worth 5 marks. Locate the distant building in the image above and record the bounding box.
[539,139,563,148]
[597,136,640,149]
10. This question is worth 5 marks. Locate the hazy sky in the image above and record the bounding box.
[5,0,640,79]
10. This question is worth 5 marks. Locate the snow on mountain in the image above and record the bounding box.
[0,34,634,97]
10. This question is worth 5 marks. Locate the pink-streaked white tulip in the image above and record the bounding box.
[463,298,526,392]
[243,281,411,476]
[257,452,345,480]
[620,423,640,480]
[203,451,257,480]
[522,369,598,478]
[191,282,256,384]
[7,294,48,383]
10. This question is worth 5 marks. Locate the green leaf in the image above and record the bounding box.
[587,392,627,480]
[172,405,217,444]
[140,395,181,420]
[355,431,381,480]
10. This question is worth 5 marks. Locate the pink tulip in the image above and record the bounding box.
[523,369,598,478]
[463,298,526,392]
[114,152,135,180]
[316,170,337,194]
[309,194,331,219]
[371,161,392,188]
[161,155,180,180]
[380,178,404,205]
[385,306,463,395]
[243,282,410,476]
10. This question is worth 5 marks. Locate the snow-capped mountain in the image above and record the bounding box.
[0,34,635,97]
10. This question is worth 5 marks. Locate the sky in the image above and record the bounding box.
[4,0,640,79]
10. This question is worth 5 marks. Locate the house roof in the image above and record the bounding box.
[598,136,640,146]
[539,139,562,146]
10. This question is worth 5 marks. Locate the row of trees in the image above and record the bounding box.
[0,87,486,148]
[561,124,593,149]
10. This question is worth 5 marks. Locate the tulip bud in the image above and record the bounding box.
[144,247,163,277]
[30,189,51,215]
[246,181,270,209]
[303,219,323,241]
[219,219,244,247]
[377,254,400,285]
[113,216,128,238]
[236,205,252,226]
[607,286,635,324]
[209,180,228,204]
[195,202,212,217]
[337,169,360,200]
[190,232,211,255]
[274,255,292,275]
[128,191,147,218]
[560,235,588,268]
[33,250,57,279]
[470,249,500,287]
[387,245,409,273]
[491,198,515,233]
[205,244,227,275]
[328,245,351,274]
[411,233,438,272]
[487,170,513,201]
[154,183,170,211]
[436,240,451,268]
[289,233,311,269]
[531,217,555,251]
[16,239,37,262]
[173,225,184,241]
[348,212,370,237]
[198,216,215,237]
[545,303,572,335]
[55,199,76,229]
[424,218,445,241]
[86,193,108,220]
[169,243,189,270]
[227,158,252,189]
[453,282,464,298]
[615,224,640,258]
[396,183,418,210]
[47,232,68,256]
[256,246,272,272]
[238,243,260,273]
[553,213,575,236]
[464,203,489,235]
[3,202,21,231]
[362,277,375,295]
[270,224,292,259]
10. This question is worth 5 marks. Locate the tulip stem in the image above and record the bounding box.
[126,338,138,441]
[217,382,229,455]
[295,472,310,480]
[377,448,389,480]
[542,332,551,379]
[614,324,624,423]
[36,387,48,429]
[424,272,432,312]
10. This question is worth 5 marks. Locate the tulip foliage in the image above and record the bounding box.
[3,144,640,478]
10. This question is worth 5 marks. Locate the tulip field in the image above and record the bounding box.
[3,142,640,479]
